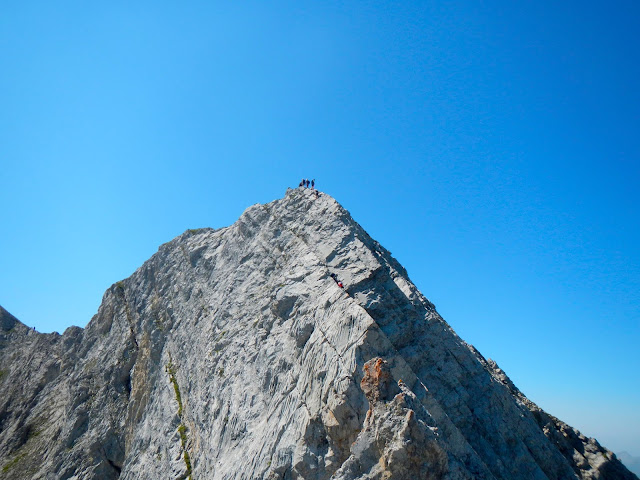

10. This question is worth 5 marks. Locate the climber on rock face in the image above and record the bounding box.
[330,273,344,289]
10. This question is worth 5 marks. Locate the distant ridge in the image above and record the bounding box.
[618,453,640,477]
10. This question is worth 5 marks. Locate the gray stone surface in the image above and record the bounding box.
[0,187,636,479]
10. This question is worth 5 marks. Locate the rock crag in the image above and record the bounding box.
[0,188,636,479]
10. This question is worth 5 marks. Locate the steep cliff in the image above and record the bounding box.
[0,188,636,480]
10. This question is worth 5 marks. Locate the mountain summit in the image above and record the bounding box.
[0,188,636,479]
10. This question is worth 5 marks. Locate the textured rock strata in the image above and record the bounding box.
[331,358,447,479]
[0,188,636,480]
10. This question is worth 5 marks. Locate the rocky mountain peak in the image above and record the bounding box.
[0,188,636,479]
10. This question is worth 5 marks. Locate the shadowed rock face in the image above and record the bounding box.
[0,188,636,480]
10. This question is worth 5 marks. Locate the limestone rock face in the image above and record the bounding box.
[0,188,636,480]
[331,358,447,480]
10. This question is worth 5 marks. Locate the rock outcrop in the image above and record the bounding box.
[0,188,636,479]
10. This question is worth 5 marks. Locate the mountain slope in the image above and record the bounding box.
[617,453,640,477]
[0,188,636,479]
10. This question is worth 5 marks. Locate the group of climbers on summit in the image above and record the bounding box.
[299,178,319,198]
[299,178,315,189]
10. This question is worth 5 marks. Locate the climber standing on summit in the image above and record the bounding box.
[311,179,315,190]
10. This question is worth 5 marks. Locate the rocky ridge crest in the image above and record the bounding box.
[0,188,636,480]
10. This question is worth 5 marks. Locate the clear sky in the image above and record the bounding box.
[1,0,638,459]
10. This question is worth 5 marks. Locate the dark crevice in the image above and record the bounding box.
[114,284,140,350]
[125,373,132,395]
[107,458,122,476]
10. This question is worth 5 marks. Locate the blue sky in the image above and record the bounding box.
[1,0,638,458]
